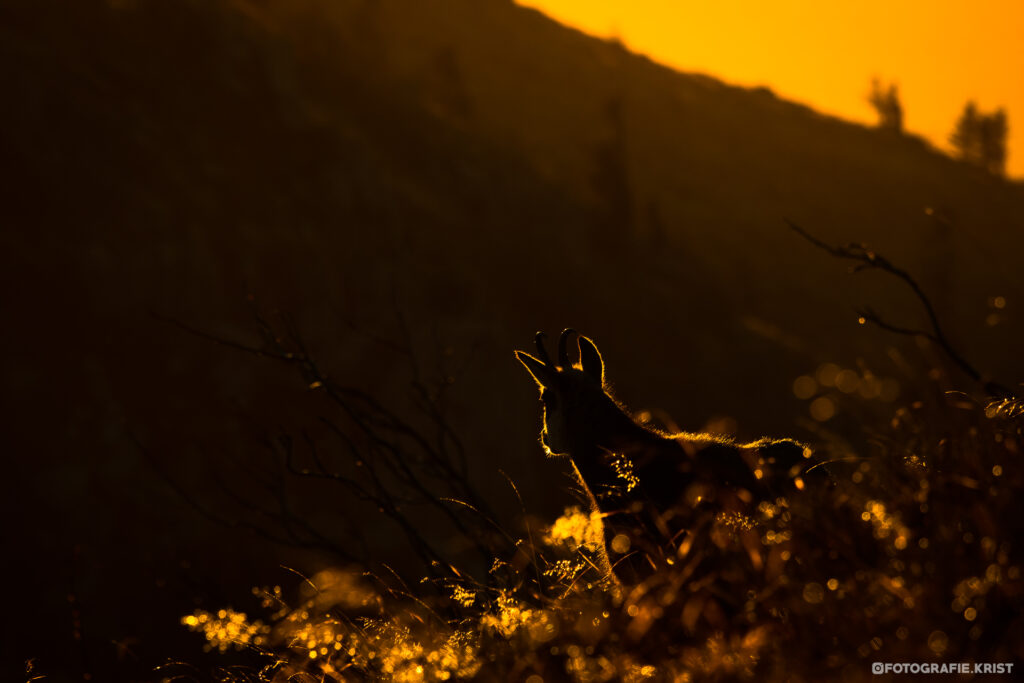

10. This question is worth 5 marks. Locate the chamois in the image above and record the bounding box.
[516,329,812,585]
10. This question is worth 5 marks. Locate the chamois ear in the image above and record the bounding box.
[515,351,552,389]
[578,335,604,384]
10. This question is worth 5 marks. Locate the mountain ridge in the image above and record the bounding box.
[2,2,1023,678]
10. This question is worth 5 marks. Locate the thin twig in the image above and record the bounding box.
[786,219,1010,396]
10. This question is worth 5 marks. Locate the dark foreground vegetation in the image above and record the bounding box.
[145,312,1024,682]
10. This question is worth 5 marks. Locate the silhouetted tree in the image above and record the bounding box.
[951,101,983,167]
[867,77,903,134]
[981,108,1009,176]
[950,101,1009,176]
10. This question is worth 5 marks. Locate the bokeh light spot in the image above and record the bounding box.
[835,369,860,394]
[802,582,825,604]
[810,396,836,421]
[793,375,817,399]
[927,630,949,656]
[815,363,841,387]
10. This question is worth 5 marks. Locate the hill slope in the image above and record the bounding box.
[2,0,1023,678]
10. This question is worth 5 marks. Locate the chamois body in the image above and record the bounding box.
[516,330,810,585]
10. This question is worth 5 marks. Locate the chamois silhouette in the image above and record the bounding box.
[516,329,813,585]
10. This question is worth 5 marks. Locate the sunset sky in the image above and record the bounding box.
[519,0,1024,178]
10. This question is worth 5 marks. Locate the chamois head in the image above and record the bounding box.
[516,329,633,458]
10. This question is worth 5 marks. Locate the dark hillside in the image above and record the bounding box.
[2,0,1022,678]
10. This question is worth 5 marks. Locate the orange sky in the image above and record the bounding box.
[519,0,1024,178]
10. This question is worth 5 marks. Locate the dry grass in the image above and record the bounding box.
[171,375,1024,682]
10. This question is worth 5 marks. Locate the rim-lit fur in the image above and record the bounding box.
[516,329,811,585]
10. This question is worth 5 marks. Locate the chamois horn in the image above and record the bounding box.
[558,328,576,368]
[533,331,553,367]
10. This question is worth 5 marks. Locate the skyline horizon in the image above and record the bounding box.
[518,0,1023,179]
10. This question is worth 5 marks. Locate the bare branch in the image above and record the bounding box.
[786,220,1010,396]
[152,306,520,581]
[133,435,361,563]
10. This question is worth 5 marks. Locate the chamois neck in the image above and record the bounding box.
[580,408,678,460]
[608,417,672,452]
